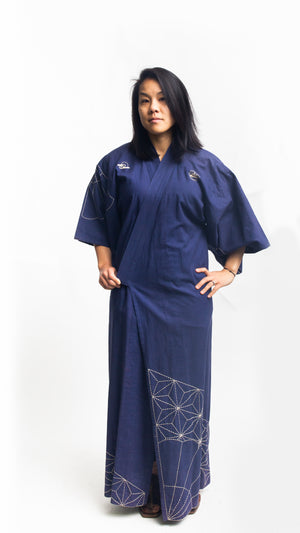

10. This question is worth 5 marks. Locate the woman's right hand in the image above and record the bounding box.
[99,265,122,290]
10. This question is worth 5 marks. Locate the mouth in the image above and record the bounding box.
[149,118,162,123]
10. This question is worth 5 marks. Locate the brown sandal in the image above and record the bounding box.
[139,473,161,518]
[189,493,201,514]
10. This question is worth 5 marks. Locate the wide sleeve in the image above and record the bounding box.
[200,159,270,273]
[74,158,117,248]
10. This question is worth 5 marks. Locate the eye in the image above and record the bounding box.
[159,97,165,101]
[139,98,149,104]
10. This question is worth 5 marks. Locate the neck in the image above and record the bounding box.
[148,131,172,161]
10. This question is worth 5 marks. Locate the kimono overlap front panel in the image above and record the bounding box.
[74,142,270,521]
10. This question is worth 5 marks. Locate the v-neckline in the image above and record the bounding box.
[144,143,173,183]
[150,139,173,163]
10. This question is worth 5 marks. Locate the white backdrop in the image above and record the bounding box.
[6,0,300,531]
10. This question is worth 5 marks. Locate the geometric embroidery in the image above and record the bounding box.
[104,370,210,520]
[105,452,146,507]
[111,472,145,507]
[197,419,210,486]
[148,369,210,521]
[148,369,204,444]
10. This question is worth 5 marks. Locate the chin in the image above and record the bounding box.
[148,127,170,135]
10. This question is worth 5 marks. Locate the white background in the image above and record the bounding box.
[3,0,300,531]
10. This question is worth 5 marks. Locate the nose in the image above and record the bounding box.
[149,98,159,114]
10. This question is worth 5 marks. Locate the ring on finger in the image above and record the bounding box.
[210,280,217,290]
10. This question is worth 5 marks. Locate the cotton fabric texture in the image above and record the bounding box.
[74,142,270,521]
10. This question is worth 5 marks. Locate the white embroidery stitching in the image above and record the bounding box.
[105,452,146,507]
[111,472,146,506]
[188,169,200,181]
[81,166,115,221]
[148,369,210,520]
[104,370,210,519]
[117,161,130,169]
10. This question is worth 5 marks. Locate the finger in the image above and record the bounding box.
[107,278,119,287]
[109,273,121,284]
[200,281,217,295]
[195,267,209,273]
[99,278,110,290]
[100,273,117,289]
[111,277,122,287]
[207,285,220,298]
[108,269,122,286]
[102,271,119,288]
[99,276,113,289]
[106,276,121,288]
[195,276,213,290]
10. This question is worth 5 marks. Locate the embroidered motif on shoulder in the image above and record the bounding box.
[117,161,130,169]
[188,169,200,181]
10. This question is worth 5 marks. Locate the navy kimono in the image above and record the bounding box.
[74,142,270,521]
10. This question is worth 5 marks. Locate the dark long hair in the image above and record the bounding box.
[129,67,203,162]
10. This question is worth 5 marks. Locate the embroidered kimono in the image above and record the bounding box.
[74,142,270,521]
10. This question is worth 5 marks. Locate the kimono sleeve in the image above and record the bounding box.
[201,161,270,273]
[74,160,115,247]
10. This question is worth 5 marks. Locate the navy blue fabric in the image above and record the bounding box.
[74,143,270,521]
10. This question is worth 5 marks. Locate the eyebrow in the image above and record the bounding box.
[139,91,164,97]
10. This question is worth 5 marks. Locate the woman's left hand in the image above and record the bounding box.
[194,267,235,298]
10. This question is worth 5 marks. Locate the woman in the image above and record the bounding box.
[74,67,270,522]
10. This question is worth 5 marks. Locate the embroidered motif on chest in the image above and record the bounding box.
[188,169,200,181]
[117,161,130,170]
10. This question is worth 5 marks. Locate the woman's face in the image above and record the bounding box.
[138,78,175,137]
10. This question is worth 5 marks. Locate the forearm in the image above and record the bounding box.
[224,246,246,274]
[94,245,112,270]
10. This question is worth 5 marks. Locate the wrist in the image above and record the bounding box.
[98,262,112,271]
[223,266,236,277]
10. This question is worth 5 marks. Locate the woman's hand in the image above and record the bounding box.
[194,267,235,298]
[99,265,121,290]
